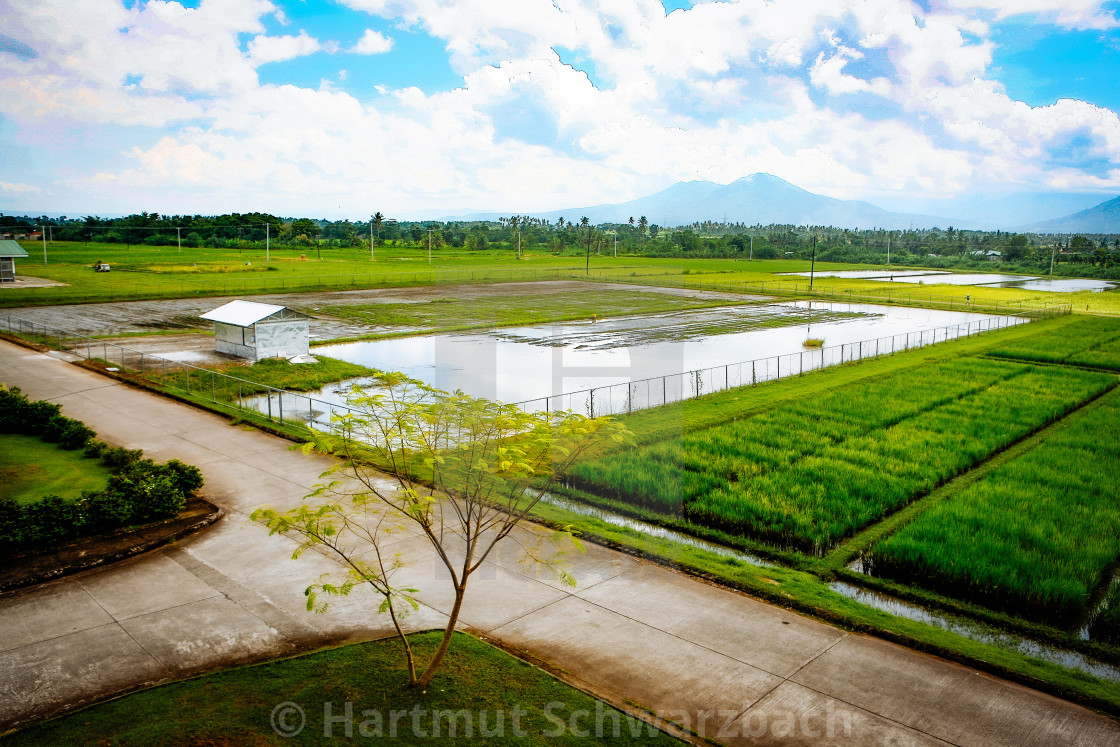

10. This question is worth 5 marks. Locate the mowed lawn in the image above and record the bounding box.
[0,434,113,505]
[2,633,680,746]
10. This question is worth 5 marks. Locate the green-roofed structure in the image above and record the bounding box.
[0,240,29,283]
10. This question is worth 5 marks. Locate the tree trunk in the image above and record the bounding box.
[415,584,467,688]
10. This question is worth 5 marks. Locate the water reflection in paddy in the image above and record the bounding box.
[301,300,1006,407]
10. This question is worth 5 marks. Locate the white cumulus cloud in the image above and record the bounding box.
[352,29,393,54]
[248,30,321,65]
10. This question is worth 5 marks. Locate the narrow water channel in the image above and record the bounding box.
[829,582,1120,683]
[537,492,1120,683]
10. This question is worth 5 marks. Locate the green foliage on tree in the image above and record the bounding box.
[252,373,630,688]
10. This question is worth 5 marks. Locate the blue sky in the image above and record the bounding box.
[1,0,1118,218]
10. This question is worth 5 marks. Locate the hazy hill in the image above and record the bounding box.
[1020,195,1120,233]
[453,173,954,229]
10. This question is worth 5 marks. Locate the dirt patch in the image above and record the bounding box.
[0,275,68,289]
[0,495,223,592]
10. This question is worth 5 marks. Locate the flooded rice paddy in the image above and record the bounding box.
[293,300,1005,409]
[781,271,1114,292]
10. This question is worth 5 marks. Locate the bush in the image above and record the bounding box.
[164,459,204,497]
[42,415,96,449]
[106,460,188,521]
[1,386,94,448]
[21,495,86,548]
[0,388,204,552]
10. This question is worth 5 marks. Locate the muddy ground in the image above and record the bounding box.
[1,280,755,342]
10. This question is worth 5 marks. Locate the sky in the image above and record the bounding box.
[0,0,1119,219]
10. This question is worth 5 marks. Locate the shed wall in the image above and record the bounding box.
[253,320,310,359]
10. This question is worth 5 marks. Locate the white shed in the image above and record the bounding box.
[200,300,312,360]
[0,240,29,283]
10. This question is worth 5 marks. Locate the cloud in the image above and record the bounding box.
[247,30,321,65]
[3,0,1120,215]
[944,1,1118,30]
[352,29,393,54]
[0,182,43,196]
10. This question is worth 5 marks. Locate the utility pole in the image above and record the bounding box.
[887,234,891,266]
[749,236,753,260]
[266,224,270,262]
[41,225,47,265]
[370,220,374,261]
[176,226,181,253]
[613,231,617,258]
[428,227,432,266]
[1050,241,1057,276]
[809,235,817,289]
[517,227,521,259]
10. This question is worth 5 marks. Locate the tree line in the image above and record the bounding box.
[4,212,1117,277]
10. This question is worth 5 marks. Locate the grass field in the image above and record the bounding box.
[0,632,678,745]
[0,434,114,505]
[5,240,1113,313]
[158,355,381,399]
[869,390,1120,623]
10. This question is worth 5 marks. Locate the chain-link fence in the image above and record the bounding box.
[2,304,1061,425]
[513,312,1054,417]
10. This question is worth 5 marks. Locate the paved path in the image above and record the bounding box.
[1,339,1118,745]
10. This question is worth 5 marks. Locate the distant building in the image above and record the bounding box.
[0,240,29,283]
[199,300,311,360]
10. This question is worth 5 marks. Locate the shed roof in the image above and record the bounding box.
[0,240,29,258]
[199,300,309,327]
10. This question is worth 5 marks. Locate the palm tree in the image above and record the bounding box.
[581,216,592,274]
[638,215,648,241]
[373,212,383,239]
[628,216,635,233]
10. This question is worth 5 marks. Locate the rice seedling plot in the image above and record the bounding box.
[868,393,1120,624]
[568,358,1113,552]
[988,316,1120,369]
[319,289,755,333]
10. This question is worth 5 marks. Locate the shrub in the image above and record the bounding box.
[0,389,204,552]
[21,495,86,548]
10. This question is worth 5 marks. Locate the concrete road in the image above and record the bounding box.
[1,339,1118,745]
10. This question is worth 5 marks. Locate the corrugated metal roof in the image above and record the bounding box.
[0,240,29,258]
[200,300,291,327]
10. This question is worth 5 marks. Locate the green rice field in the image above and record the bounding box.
[567,357,1115,552]
[988,315,1120,369]
[869,391,1120,623]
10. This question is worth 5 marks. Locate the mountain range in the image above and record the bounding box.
[449,173,1119,233]
[1019,196,1120,234]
